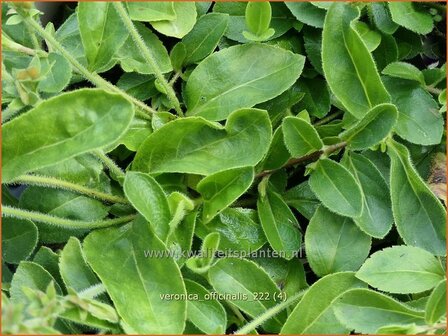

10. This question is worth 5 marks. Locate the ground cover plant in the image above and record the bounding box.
[1,1,447,334]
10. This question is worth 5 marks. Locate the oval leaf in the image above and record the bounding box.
[196,207,266,253]
[59,237,99,293]
[383,77,443,146]
[2,217,38,264]
[305,206,371,277]
[185,44,305,121]
[425,279,446,324]
[322,3,390,118]
[133,108,271,176]
[282,116,323,158]
[150,2,196,38]
[356,245,445,294]
[84,216,187,334]
[341,152,393,238]
[209,258,286,333]
[281,272,366,334]
[185,279,227,334]
[309,158,364,217]
[124,172,171,241]
[3,89,134,183]
[387,140,446,256]
[257,188,302,260]
[198,167,254,223]
[77,2,128,71]
[333,288,426,334]
[341,103,398,150]
[182,13,229,65]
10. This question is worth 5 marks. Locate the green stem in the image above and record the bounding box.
[234,290,307,335]
[94,150,126,179]
[78,284,107,299]
[14,6,156,118]
[256,141,347,178]
[1,105,22,123]
[426,86,443,95]
[313,110,343,126]
[10,174,129,204]
[113,2,184,117]
[169,71,182,86]
[2,205,135,230]
[2,32,42,56]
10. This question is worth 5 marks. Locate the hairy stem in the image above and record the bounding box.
[94,150,126,179]
[2,206,136,230]
[256,142,347,178]
[426,85,443,95]
[234,290,307,335]
[313,110,343,126]
[78,284,107,299]
[113,2,184,117]
[10,174,129,204]
[13,5,156,118]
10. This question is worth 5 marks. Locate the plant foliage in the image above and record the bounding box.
[2,1,446,335]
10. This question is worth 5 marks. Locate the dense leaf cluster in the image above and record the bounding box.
[2,1,446,334]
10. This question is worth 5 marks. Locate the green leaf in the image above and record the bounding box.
[425,279,446,324]
[352,21,381,52]
[322,3,390,119]
[196,207,266,253]
[166,210,196,267]
[115,118,152,152]
[309,158,364,218]
[281,272,366,334]
[38,52,72,93]
[295,77,330,118]
[150,2,197,38]
[55,13,87,68]
[77,2,128,71]
[186,232,220,274]
[124,172,171,241]
[356,245,445,294]
[283,181,320,220]
[2,217,38,264]
[368,3,398,34]
[184,279,227,334]
[197,167,254,223]
[10,261,62,303]
[133,108,272,175]
[209,258,286,333]
[341,152,393,238]
[305,206,371,277]
[260,127,290,170]
[387,140,446,256]
[117,22,172,75]
[303,27,323,74]
[285,2,326,28]
[32,247,64,289]
[333,288,426,334]
[59,237,99,293]
[388,2,434,35]
[257,187,302,260]
[84,216,187,334]
[340,103,398,150]
[282,116,323,158]
[213,2,294,43]
[182,13,229,65]
[382,61,425,85]
[383,77,443,146]
[3,89,134,183]
[117,73,157,101]
[185,44,305,121]
[243,2,275,41]
[126,2,176,22]
[19,187,108,243]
